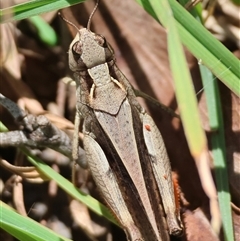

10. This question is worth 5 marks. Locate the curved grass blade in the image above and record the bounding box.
[145,0,207,168]
[136,0,240,96]
[0,123,119,227]
[23,148,119,226]
[0,0,85,23]
[138,0,222,236]
[0,201,72,241]
[28,15,58,46]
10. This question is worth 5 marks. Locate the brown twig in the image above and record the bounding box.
[0,94,87,168]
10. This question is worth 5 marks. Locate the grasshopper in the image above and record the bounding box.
[67,3,183,240]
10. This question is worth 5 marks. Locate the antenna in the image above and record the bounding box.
[87,0,100,30]
[58,12,79,32]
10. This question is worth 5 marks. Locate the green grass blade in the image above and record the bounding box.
[28,15,58,46]
[0,0,85,23]
[0,127,118,227]
[21,148,119,226]
[200,66,234,241]
[1,1,238,94]
[199,67,219,131]
[184,4,233,238]
[0,121,8,132]
[136,0,240,96]
[137,0,225,237]
[145,0,206,156]
[0,201,72,241]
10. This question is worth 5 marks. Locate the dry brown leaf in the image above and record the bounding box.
[184,208,220,241]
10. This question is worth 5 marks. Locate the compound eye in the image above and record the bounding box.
[71,41,82,59]
[70,41,87,70]
[94,34,107,47]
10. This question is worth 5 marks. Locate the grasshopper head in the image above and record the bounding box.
[69,28,115,72]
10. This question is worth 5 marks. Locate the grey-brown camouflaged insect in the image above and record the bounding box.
[68,3,183,240]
